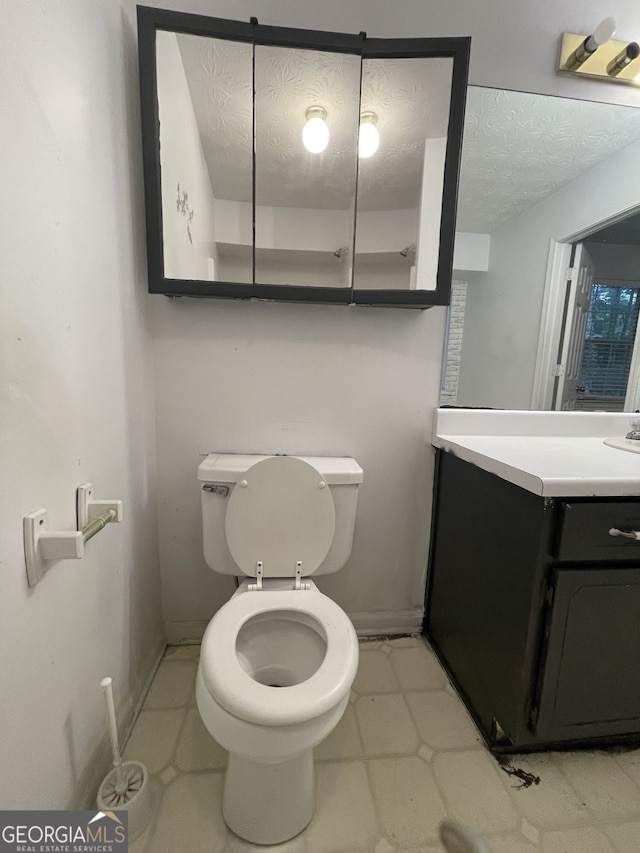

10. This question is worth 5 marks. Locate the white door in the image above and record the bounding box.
[625,303,640,411]
[553,243,595,410]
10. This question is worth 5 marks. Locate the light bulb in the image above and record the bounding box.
[302,106,329,154]
[359,112,380,159]
[585,16,616,52]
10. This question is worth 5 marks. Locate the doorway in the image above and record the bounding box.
[536,210,640,411]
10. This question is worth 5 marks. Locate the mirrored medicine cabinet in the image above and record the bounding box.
[137,6,470,308]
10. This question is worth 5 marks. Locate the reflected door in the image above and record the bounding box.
[555,243,595,410]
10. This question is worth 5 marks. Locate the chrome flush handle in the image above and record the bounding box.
[609,528,640,541]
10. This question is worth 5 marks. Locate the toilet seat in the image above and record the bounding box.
[199,588,358,727]
[225,456,336,578]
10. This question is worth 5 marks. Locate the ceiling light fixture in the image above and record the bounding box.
[358,111,380,159]
[302,106,329,154]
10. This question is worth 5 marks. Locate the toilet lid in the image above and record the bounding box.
[225,456,336,578]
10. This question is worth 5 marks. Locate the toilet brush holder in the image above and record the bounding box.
[96,678,153,842]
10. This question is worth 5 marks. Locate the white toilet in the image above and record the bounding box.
[195,453,363,845]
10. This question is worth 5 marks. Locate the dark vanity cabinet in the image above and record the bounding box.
[425,450,640,752]
[136,6,470,308]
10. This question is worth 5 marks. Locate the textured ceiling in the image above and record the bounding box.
[457,87,640,233]
[174,33,452,211]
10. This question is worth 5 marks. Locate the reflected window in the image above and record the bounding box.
[577,283,640,409]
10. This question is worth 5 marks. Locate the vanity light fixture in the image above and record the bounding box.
[358,111,380,159]
[302,106,329,154]
[557,18,640,85]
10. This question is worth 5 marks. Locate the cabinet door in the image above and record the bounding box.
[350,38,469,308]
[534,568,640,742]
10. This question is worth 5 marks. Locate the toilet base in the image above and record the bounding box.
[223,749,315,845]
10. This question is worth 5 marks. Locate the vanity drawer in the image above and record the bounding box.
[555,501,640,562]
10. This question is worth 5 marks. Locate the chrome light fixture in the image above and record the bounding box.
[302,106,329,154]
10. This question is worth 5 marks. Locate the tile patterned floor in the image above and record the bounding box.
[125,637,640,853]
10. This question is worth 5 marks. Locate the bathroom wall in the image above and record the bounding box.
[152,298,445,639]
[0,1,163,808]
[138,0,640,638]
[6,0,640,811]
[585,243,640,279]
[457,136,640,409]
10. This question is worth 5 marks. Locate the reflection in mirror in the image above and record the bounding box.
[353,57,453,291]
[156,30,253,282]
[442,87,640,410]
[254,45,361,288]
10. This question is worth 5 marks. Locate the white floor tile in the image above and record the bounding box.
[305,761,379,853]
[144,660,197,709]
[127,822,154,853]
[433,750,519,836]
[132,641,640,853]
[602,819,640,853]
[497,752,590,828]
[149,772,228,853]
[390,647,447,691]
[175,707,228,771]
[556,750,640,819]
[486,834,539,853]
[355,694,419,756]
[314,704,363,761]
[227,828,308,852]
[352,650,400,694]
[614,747,640,789]
[541,826,618,853]
[406,691,481,750]
[396,847,442,853]
[123,708,185,774]
[368,755,447,846]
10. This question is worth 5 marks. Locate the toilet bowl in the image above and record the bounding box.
[195,454,363,844]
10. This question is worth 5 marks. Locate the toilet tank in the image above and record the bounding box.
[197,454,363,576]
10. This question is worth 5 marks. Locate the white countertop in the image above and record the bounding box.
[432,410,640,497]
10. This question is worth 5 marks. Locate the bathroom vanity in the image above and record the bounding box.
[425,409,640,753]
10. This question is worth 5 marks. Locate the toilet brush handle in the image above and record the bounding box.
[101,677,128,794]
[100,677,122,766]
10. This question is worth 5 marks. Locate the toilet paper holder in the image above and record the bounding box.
[23,482,123,588]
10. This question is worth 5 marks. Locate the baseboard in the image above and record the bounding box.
[349,609,424,636]
[165,620,209,644]
[165,608,424,644]
[121,639,167,749]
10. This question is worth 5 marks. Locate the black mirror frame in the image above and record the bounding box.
[137,5,470,308]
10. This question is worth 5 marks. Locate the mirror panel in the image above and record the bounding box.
[254,44,361,288]
[445,86,640,410]
[353,57,453,291]
[156,30,253,282]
